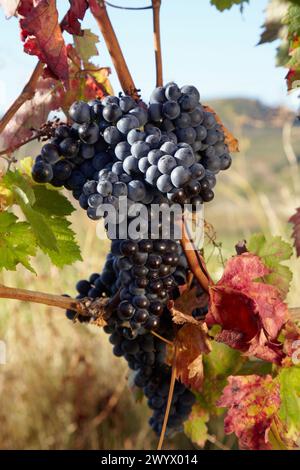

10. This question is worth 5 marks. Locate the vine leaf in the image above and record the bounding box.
[0,212,36,273]
[184,405,209,448]
[206,253,289,364]
[41,217,82,267]
[0,170,81,270]
[32,185,74,217]
[289,207,300,257]
[73,29,100,64]
[257,0,288,46]
[0,31,112,152]
[278,367,300,441]
[3,169,36,205]
[0,76,63,152]
[248,233,293,299]
[20,0,69,85]
[61,0,89,36]
[210,0,249,12]
[217,374,281,450]
[62,34,112,111]
[204,105,239,152]
[175,323,211,391]
[197,341,243,415]
[283,4,300,90]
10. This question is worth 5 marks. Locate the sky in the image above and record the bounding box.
[0,0,298,113]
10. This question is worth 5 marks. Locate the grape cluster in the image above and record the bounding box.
[66,246,195,436]
[32,83,229,438]
[115,127,215,204]
[32,83,232,218]
[111,238,188,332]
[31,95,146,197]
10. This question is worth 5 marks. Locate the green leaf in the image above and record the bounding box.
[284,4,300,36]
[257,0,289,46]
[3,170,35,205]
[21,203,58,252]
[196,341,243,414]
[32,185,75,217]
[0,212,36,273]
[42,217,82,267]
[210,0,248,12]
[248,233,293,298]
[0,212,18,230]
[73,29,99,64]
[184,405,209,448]
[278,367,300,440]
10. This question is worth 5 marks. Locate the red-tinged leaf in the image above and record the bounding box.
[0,76,63,151]
[217,375,281,450]
[61,0,88,36]
[60,54,110,112]
[20,0,68,85]
[175,323,211,391]
[286,68,300,91]
[206,253,289,364]
[87,66,114,96]
[0,0,20,16]
[204,104,239,153]
[289,207,300,256]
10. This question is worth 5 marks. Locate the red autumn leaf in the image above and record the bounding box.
[61,0,89,36]
[175,323,211,391]
[19,0,69,85]
[61,44,109,111]
[206,253,289,364]
[0,76,64,151]
[217,375,281,450]
[289,207,300,257]
[0,37,113,152]
[286,69,300,91]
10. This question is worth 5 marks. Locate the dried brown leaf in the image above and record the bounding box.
[204,104,239,153]
[175,323,211,391]
[169,286,209,325]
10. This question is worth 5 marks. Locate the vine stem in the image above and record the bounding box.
[0,284,79,311]
[0,61,44,137]
[89,0,140,99]
[0,133,42,157]
[152,0,163,87]
[151,330,173,346]
[157,344,177,450]
[180,218,212,292]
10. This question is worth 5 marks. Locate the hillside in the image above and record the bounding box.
[209,98,300,187]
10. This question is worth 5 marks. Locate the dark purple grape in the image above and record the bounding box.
[32,161,53,183]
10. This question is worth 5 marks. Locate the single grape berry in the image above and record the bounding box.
[32,161,53,183]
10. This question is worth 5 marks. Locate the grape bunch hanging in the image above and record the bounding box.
[31,82,231,436]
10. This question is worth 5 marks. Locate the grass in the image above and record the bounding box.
[0,98,300,449]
